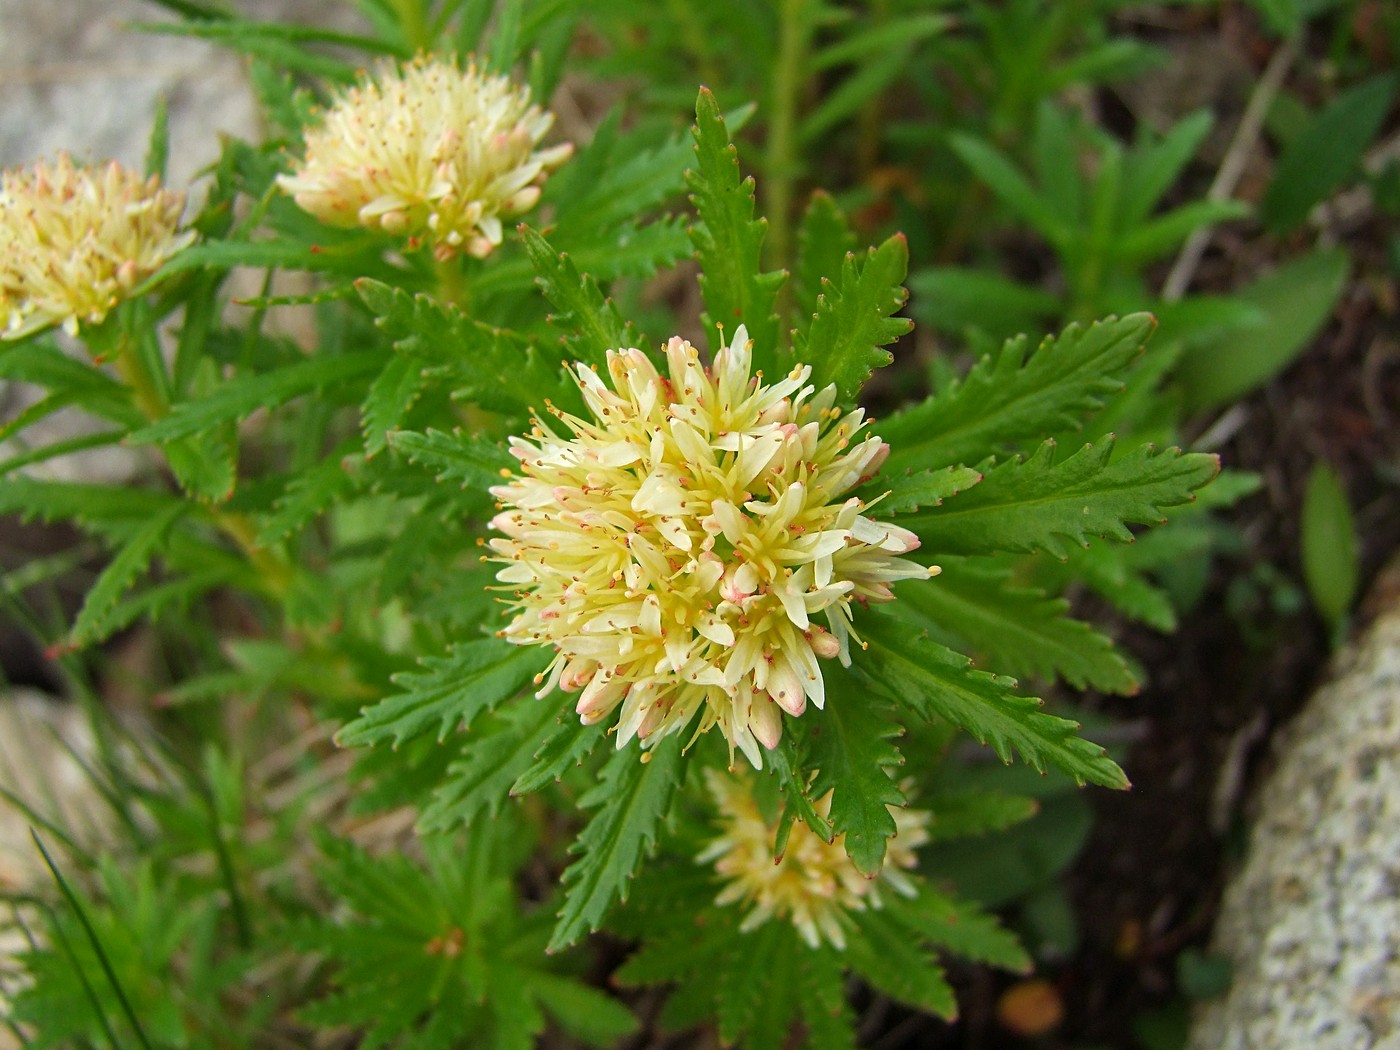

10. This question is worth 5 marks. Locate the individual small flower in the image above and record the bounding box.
[276,55,571,260]
[0,153,193,340]
[699,769,930,949]
[488,325,938,768]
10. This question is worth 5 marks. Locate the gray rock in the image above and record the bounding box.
[0,0,267,181]
[1190,605,1400,1049]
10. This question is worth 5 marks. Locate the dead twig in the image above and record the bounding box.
[1161,37,1299,303]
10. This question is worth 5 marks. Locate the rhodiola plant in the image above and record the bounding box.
[0,5,1220,1039]
[329,89,1218,1041]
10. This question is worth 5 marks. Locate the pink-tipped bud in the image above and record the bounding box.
[809,630,842,660]
[721,560,760,603]
[559,657,598,692]
[576,674,627,724]
[751,696,783,750]
[768,661,807,716]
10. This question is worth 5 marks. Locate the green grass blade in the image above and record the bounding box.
[31,833,152,1050]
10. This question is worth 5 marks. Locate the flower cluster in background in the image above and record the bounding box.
[0,153,192,339]
[701,769,930,949]
[277,56,571,259]
[489,325,937,767]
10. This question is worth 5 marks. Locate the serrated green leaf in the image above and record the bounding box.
[511,717,603,796]
[355,278,576,416]
[418,701,561,832]
[257,447,357,544]
[132,18,374,79]
[1263,73,1399,233]
[519,226,641,372]
[889,887,1031,973]
[796,947,857,1050]
[389,428,513,492]
[0,339,124,395]
[611,881,736,987]
[69,567,236,646]
[615,886,849,1049]
[847,908,957,1019]
[807,686,904,875]
[296,826,570,1050]
[471,217,693,300]
[248,57,317,139]
[0,341,142,428]
[861,615,1128,788]
[688,88,785,367]
[145,237,356,282]
[547,124,690,235]
[901,558,1137,693]
[792,233,912,403]
[0,391,77,443]
[794,191,856,320]
[1053,543,1178,631]
[767,735,835,848]
[0,478,185,532]
[719,922,800,1049]
[899,438,1219,559]
[337,639,545,748]
[128,353,378,444]
[884,465,983,515]
[882,314,1157,473]
[552,215,694,282]
[361,355,425,456]
[548,737,682,952]
[163,427,238,504]
[67,503,187,649]
[0,430,125,478]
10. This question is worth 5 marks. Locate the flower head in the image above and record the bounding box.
[488,326,937,767]
[700,769,929,949]
[0,154,193,340]
[277,55,571,260]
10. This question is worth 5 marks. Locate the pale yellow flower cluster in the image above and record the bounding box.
[277,56,570,260]
[700,769,930,949]
[489,326,937,767]
[0,154,193,340]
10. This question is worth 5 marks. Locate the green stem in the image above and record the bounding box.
[435,256,471,311]
[213,509,294,599]
[766,0,814,275]
[109,332,168,422]
[391,0,430,51]
[100,321,295,600]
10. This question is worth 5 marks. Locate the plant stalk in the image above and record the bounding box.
[110,332,168,422]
